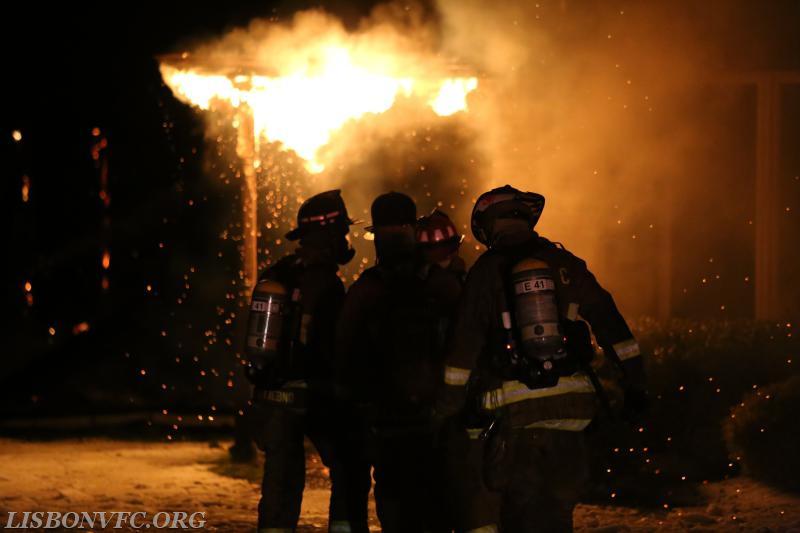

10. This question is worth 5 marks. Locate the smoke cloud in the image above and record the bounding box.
[170,0,793,317]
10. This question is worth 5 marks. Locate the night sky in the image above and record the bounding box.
[2,1,377,417]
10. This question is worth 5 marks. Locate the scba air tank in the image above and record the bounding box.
[245,279,288,381]
[510,258,566,369]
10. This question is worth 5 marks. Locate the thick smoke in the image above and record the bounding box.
[430,0,784,318]
[178,0,793,317]
[432,1,759,316]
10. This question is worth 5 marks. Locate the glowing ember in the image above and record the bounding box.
[160,45,477,173]
[23,281,33,306]
[21,176,30,202]
[72,322,91,335]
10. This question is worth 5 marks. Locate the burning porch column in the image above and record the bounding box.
[235,110,259,295]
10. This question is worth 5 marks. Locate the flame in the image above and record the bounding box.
[161,45,477,173]
[430,77,479,116]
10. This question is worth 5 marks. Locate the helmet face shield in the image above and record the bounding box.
[471,186,545,246]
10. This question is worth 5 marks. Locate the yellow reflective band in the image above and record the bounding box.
[524,418,592,431]
[284,380,308,389]
[265,390,294,404]
[613,339,641,361]
[466,525,500,533]
[444,365,472,386]
[482,375,595,410]
[566,302,580,320]
[466,427,484,440]
[330,521,353,533]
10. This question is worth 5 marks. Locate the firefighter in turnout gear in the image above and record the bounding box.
[416,209,467,291]
[246,190,369,533]
[336,194,462,532]
[435,185,647,532]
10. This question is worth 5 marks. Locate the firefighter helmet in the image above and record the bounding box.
[416,209,462,254]
[366,191,417,232]
[471,185,545,246]
[285,189,355,241]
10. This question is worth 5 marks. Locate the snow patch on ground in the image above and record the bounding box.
[0,439,798,532]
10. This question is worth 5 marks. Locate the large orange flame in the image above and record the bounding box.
[160,44,477,173]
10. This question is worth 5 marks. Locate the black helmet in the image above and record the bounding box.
[366,192,417,232]
[471,185,545,246]
[285,189,355,241]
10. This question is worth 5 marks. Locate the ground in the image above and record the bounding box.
[0,439,799,532]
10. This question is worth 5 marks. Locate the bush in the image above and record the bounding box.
[632,318,798,478]
[723,375,800,490]
[586,319,799,503]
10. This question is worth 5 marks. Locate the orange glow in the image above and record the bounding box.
[102,250,111,270]
[91,137,108,161]
[21,176,30,203]
[24,281,33,307]
[12,130,22,142]
[72,322,91,335]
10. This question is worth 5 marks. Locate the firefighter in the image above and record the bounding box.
[415,208,467,530]
[336,194,460,532]
[416,208,467,292]
[435,185,648,532]
[245,189,369,533]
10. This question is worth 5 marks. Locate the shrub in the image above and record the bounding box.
[586,319,799,503]
[723,375,800,490]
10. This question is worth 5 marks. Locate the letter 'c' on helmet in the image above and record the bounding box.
[471,185,545,246]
